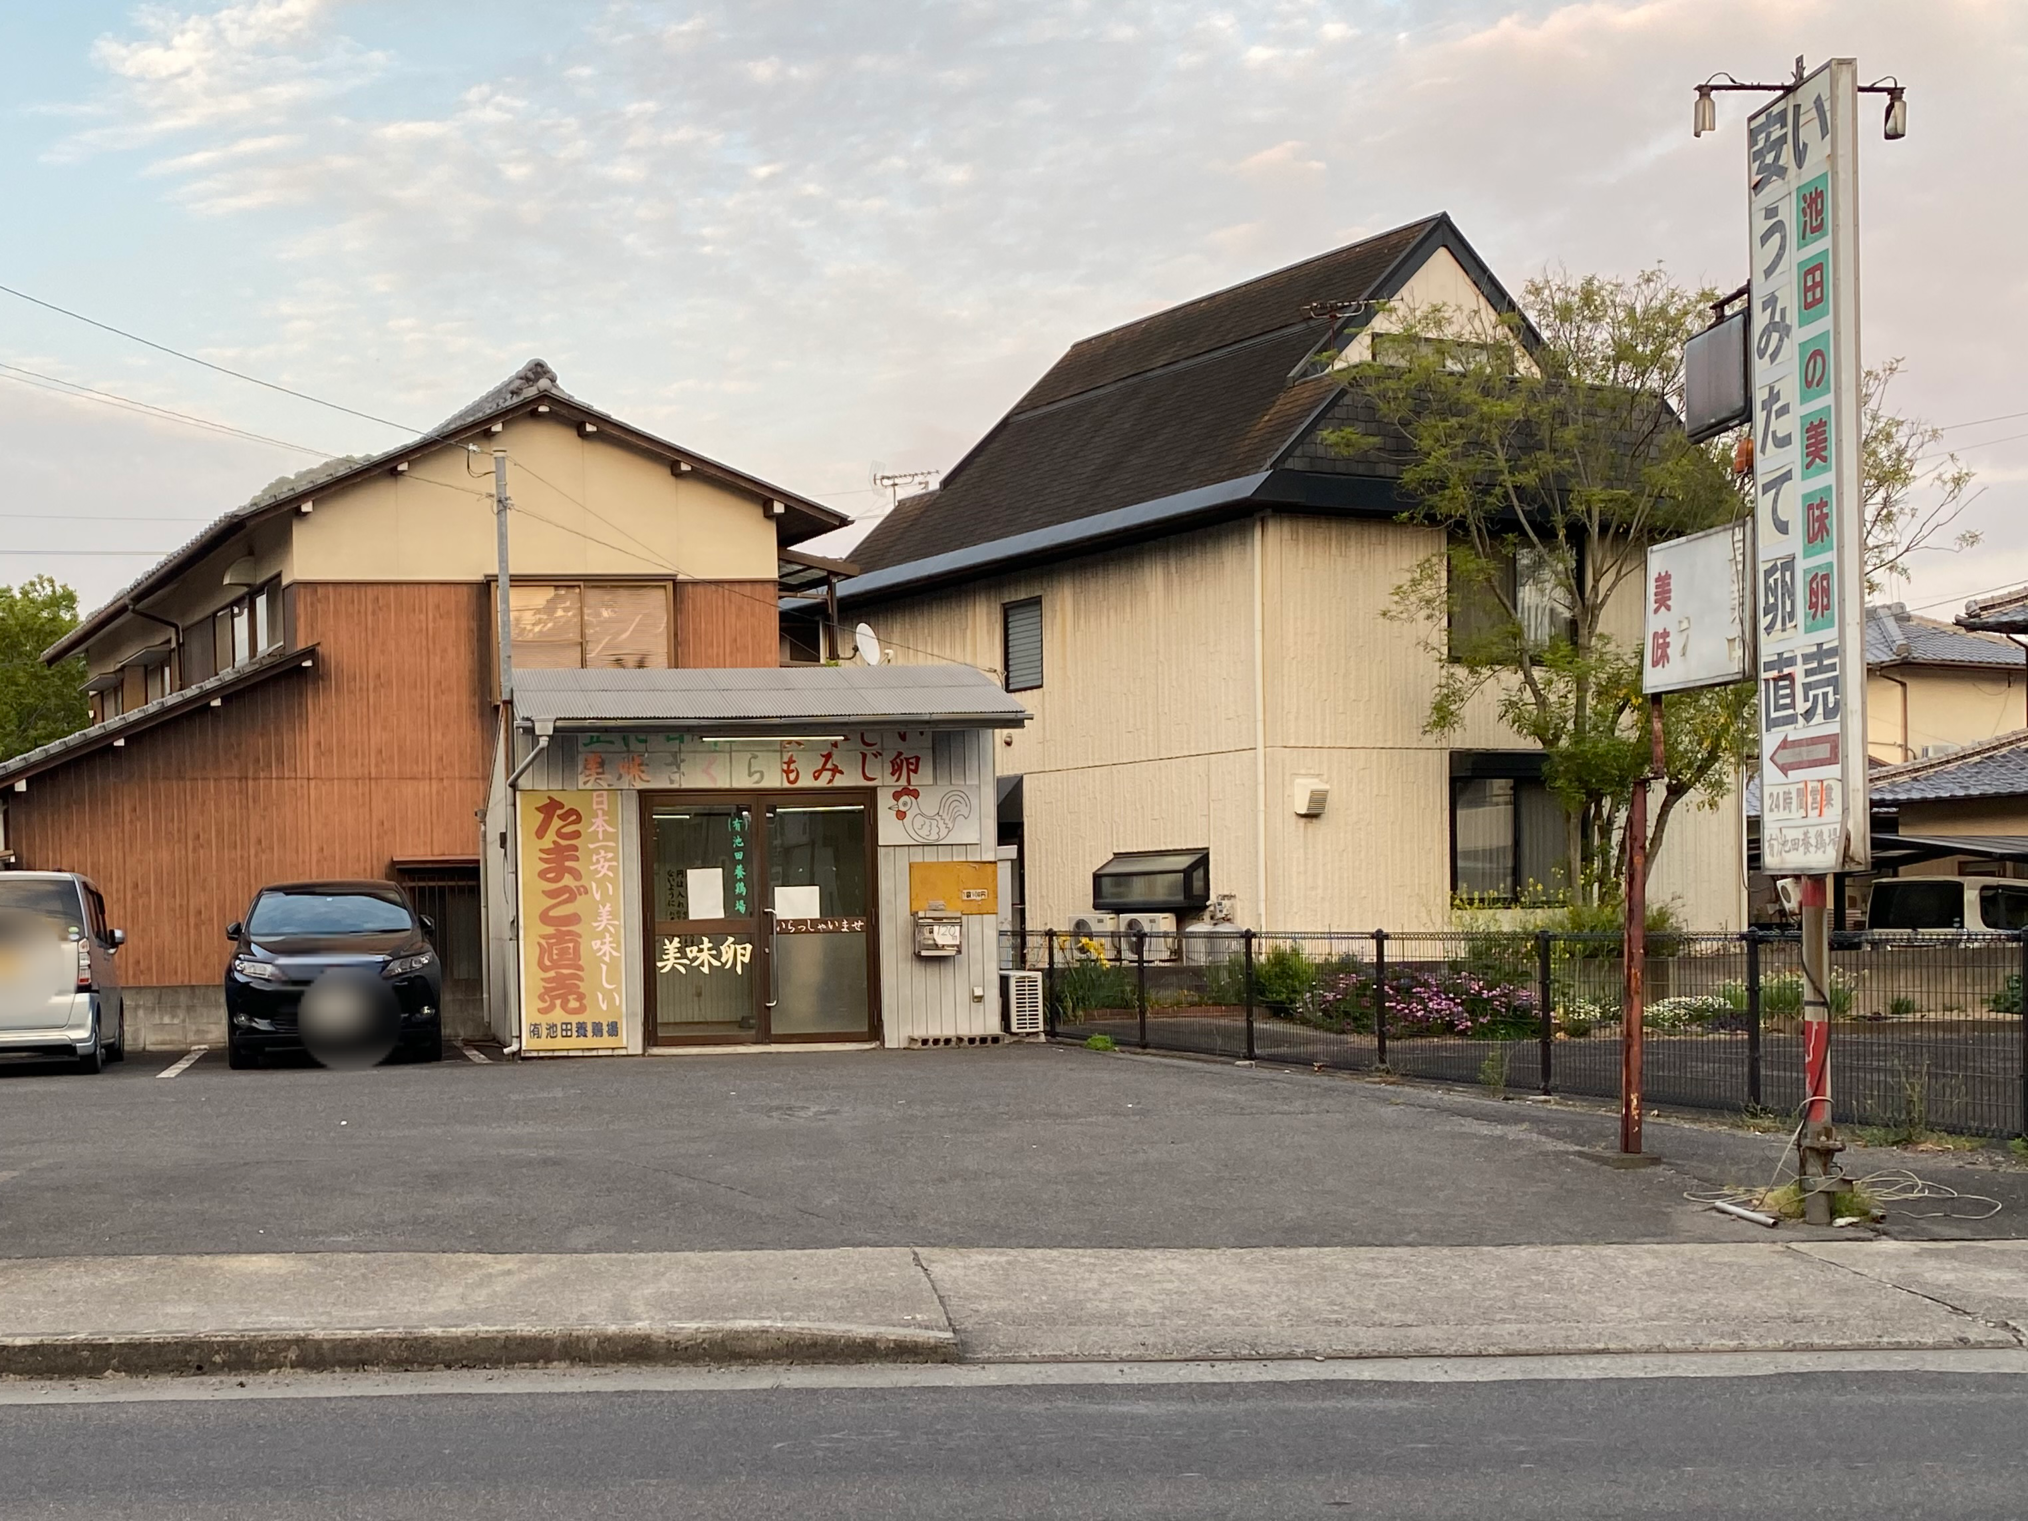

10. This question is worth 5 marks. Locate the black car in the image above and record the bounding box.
[224,880,443,1069]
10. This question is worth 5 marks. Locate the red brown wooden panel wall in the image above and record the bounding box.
[5,584,493,988]
[675,581,779,668]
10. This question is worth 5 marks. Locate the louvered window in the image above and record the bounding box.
[1003,598,1042,692]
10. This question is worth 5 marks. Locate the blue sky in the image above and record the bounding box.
[0,0,2019,620]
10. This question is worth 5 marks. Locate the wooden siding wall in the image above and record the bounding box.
[7,583,493,988]
[676,580,778,667]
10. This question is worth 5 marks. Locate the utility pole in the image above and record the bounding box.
[1621,694,1663,1154]
[494,449,515,711]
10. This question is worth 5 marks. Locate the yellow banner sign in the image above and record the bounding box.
[518,789,627,1052]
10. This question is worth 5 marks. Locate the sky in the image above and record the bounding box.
[0,0,2020,621]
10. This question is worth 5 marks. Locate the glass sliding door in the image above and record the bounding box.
[766,802,876,1041]
[648,802,760,1042]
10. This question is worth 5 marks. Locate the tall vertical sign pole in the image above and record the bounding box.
[1747,61,1869,1222]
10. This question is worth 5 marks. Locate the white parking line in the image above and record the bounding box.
[458,1044,491,1064]
[156,1048,208,1079]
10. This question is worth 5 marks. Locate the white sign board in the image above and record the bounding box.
[1748,60,1869,874]
[1642,522,1749,694]
[877,784,982,846]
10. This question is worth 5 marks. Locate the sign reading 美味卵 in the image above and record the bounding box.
[518,788,627,1053]
[1641,522,1749,695]
[566,733,935,792]
[1747,60,1869,875]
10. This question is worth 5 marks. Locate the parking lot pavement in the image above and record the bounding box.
[0,1042,2020,1259]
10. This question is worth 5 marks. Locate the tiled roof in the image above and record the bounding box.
[850,215,1520,578]
[1870,728,2028,803]
[0,644,319,787]
[1866,602,2023,669]
[1959,585,2028,635]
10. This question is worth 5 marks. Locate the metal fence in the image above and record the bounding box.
[1003,927,2028,1139]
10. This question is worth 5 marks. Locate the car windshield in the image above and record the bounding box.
[0,878,84,937]
[248,891,412,937]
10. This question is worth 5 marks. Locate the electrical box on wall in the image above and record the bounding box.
[914,901,962,958]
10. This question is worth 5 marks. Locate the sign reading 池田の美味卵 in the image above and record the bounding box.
[1748,60,1869,874]
[518,789,626,1052]
[1642,522,1749,695]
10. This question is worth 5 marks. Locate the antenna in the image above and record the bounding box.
[854,622,883,667]
[872,468,939,506]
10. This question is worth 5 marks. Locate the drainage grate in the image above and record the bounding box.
[906,1034,1005,1048]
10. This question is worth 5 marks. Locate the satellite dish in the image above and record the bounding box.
[854,622,883,667]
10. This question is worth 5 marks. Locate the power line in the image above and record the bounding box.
[0,281,419,433]
[0,364,335,457]
[1939,407,2028,432]
[0,548,178,556]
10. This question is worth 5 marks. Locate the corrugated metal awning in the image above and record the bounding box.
[511,665,1030,734]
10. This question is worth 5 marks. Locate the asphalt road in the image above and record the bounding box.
[1,1364,2023,1519]
[2,1042,2024,1256]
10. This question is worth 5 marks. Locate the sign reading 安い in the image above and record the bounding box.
[518,789,627,1052]
[1747,60,1869,874]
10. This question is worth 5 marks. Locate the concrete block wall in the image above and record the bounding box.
[122,986,228,1051]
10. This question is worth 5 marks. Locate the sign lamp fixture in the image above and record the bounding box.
[1693,62,1907,141]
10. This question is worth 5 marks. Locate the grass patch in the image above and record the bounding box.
[1736,1104,1789,1134]
[1850,1125,1986,1152]
[2011,1137,2028,1163]
[1477,1046,1511,1095]
[1083,1034,1117,1052]
[1756,1179,1882,1221]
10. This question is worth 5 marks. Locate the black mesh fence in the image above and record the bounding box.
[1003,926,2028,1138]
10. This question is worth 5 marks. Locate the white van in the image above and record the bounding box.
[0,872,125,1072]
[1865,876,2028,934]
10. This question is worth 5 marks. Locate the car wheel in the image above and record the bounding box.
[75,1025,104,1075]
[226,1040,259,1071]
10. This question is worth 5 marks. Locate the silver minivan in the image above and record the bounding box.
[0,872,125,1072]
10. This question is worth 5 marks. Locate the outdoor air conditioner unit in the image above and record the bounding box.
[1001,970,1044,1035]
[1116,911,1180,961]
[1067,913,1118,958]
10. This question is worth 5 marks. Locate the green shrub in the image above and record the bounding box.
[1049,958,1135,1022]
[1203,944,1351,1011]
[1888,995,1918,1018]
[1992,974,2021,1015]
[1084,1034,1116,1051]
[1756,971,1855,1017]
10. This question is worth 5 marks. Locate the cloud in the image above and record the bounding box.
[31,0,2028,612]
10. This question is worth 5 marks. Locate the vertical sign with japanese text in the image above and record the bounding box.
[518,788,627,1052]
[1749,60,1869,873]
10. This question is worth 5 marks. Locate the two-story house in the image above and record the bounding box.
[1,360,1022,1054]
[828,215,1748,935]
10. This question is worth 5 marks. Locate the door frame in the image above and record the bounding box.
[763,790,883,1047]
[640,789,882,1047]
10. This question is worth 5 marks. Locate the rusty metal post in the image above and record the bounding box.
[1797,875,1842,1224]
[1621,696,1662,1153]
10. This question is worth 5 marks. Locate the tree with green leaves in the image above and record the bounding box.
[0,576,88,762]
[1331,269,1752,906]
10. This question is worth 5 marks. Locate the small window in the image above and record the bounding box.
[1869,880,1965,931]
[1450,753,1570,903]
[1092,849,1210,912]
[1980,885,2028,932]
[1003,598,1042,692]
[510,581,671,670]
[1448,543,1577,661]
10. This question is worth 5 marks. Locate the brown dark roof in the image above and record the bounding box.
[849,215,1519,582]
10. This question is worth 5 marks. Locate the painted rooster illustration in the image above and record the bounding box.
[892,786,974,844]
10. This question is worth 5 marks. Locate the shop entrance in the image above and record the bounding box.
[646,793,878,1045]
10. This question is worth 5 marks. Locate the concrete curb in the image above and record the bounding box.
[0,1322,960,1380]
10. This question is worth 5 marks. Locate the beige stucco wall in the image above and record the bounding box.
[1867,666,2025,765]
[290,413,778,585]
[864,512,1747,934]
[1895,799,2028,837]
[79,413,780,682]
[1334,247,1538,375]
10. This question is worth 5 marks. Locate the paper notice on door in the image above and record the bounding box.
[684,867,726,921]
[774,884,822,919]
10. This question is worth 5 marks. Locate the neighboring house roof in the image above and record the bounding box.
[1866,602,2024,670]
[841,214,1527,603]
[511,665,1030,733]
[1869,728,2028,804]
[1958,585,2028,636]
[46,359,849,664]
[0,643,320,789]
